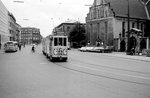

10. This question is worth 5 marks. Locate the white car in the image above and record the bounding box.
[4,41,18,52]
[86,47,95,52]
[91,47,105,53]
[79,47,87,52]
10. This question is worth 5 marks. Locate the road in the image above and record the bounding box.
[0,45,150,98]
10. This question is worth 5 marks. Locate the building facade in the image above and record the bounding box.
[86,0,150,52]
[0,0,9,47]
[20,27,41,44]
[15,23,21,43]
[53,21,86,36]
[8,12,18,41]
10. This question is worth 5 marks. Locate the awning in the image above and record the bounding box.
[130,28,142,32]
[130,28,142,36]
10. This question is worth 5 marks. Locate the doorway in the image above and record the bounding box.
[129,36,137,51]
[140,39,146,50]
[120,40,126,52]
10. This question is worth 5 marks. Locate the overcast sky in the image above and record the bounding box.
[1,0,93,37]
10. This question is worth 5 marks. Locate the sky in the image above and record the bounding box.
[1,0,93,37]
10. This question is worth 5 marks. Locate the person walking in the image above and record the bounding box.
[23,43,25,47]
[18,43,21,51]
[0,43,1,50]
[31,44,35,52]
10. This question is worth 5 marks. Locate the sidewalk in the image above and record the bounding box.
[100,52,150,62]
[72,48,150,62]
[0,49,4,53]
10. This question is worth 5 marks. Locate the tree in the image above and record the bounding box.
[69,22,86,48]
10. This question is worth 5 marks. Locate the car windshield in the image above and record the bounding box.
[6,42,13,45]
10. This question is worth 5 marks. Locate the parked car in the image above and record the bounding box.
[4,41,18,52]
[103,46,113,53]
[91,47,105,53]
[86,47,95,52]
[79,47,87,52]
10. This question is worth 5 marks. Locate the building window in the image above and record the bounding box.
[137,22,139,29]
[97,23,100,33]
[132,22,135,28]
[141,23,144,37]
[122,22,125,37]
[105,21,108,43]
[67,26,70,32]
[141,23,143,31]
[90,24,93,34]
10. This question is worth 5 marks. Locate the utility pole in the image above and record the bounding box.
[127,0,130,54]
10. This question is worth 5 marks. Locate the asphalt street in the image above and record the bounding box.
[0,45,150,98]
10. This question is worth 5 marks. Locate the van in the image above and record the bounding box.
[4,41,18,52]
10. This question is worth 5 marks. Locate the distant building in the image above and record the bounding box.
[15,23,21,43]
[0,0,9,46]
[20,27,41,44]
[53,20,86,36]
[86,0,150,51]
[53,20,86,47]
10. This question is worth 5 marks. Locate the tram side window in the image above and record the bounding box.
[64,38,66,46]
[54,38,58,46]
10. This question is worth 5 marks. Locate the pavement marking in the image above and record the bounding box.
[76,65,150,80]
[40,62,47,65]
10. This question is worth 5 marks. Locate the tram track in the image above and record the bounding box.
[53,60,150,86]
[69,58,150,75]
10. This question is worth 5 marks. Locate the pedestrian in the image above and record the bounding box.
[23,43,25,47]
[31,44,35,52]
[0,43,1,50]
[18,43,21,51]
[131,47,135,55]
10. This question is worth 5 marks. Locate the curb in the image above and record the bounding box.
[101,52,150,62]
[74,49,150,62]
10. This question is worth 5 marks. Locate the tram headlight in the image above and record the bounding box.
[53,49,58,55]
[63,49,67,55]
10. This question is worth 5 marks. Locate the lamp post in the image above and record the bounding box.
[126,0,130,54]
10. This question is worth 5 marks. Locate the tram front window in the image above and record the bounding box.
[54,38,58,46]
[59,38,63,46]
[64,38,67,46]
[54,37,67,46]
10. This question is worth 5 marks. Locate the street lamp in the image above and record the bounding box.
[126,0,130,54]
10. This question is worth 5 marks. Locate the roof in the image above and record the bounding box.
[95,0,148,20]
[56,21,85,28]
[146,1,150,17]
[109,0,148,19]
[141,0,149,3]
[64,20,79,23]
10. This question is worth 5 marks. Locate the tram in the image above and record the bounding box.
[42,35,68,61]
